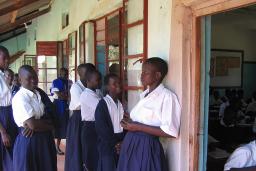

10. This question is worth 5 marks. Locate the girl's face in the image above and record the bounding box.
[141,63,161,87]
[87,72,101,90]
[0,51,9,70]
[20,70,38,91]
[107,77,121,96]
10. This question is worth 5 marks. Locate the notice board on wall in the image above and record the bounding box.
[210,49,243,88]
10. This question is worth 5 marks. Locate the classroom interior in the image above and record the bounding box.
[207,4,256,171]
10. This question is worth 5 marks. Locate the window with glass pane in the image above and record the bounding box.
[63,40,68,68]
[95,10,121,78]
[37,55,57,95]
[122,0,147,112]
[79,24,85,64]
[68,31,77,82]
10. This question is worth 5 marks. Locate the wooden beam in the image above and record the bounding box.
[194,0,256,16]
[0,0,40,16]
[11,10,18,23]
[0,7,50,34]
[9,50,26,64]
[0,30,27,43]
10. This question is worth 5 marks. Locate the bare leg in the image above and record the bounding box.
[56,138,64,155]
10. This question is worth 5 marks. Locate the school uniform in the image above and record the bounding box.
[11,85,20,97]
[80,88,101,171]
[95,95,125,171]
[12,87,57,171]
[224,140,256,171]
[51,78,69,139]
[117,84,181,171]
[0,70,18,171]
[65,80,85,171]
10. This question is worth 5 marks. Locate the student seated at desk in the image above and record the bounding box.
[246,92,256,115]
[210,90,223,106]
[224,140,256,171]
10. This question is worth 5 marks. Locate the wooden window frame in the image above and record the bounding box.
[79,23,86,64]
[121,0,148,91]
[68,31,78,81]
[36,42,59,95]
[23,54,36,70]
[62,39,68,68]
[94,8,123,76]
[170,0,256,170]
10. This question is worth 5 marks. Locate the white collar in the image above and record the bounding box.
[85,88,99,97]
[140,83,165,99]
[106,94,119,105]
[20,87,38,98]
[77,80,86,89]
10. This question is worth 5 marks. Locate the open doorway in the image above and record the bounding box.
[202,4,256,171]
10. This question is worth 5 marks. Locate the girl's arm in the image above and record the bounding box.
[24,117,54,132]
[0,123,11,147]
[121,119,174,138]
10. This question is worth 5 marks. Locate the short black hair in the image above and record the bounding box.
[86,69,100,82]
[0,46,9,57]
[18,65,36,76]
[60,67,68,73]
[144,57,168,81]
[78,63,96,73]
[104,73,119,86]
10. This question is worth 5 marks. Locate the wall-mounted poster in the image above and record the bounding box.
[210,49,243,88]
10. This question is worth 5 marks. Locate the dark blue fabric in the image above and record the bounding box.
[117,131,168,171]
[52,78,69,139]
[81,121,98,171]
[0,106,18,171]
[95,99,125,171]
[51,78,68,95]
[13,128,57,171]
[53,99,69,139]
[65,110,83,171]
[36,87,57,122]
[11,85,20,97]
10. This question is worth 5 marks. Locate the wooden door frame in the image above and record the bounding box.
[170,0,256,170]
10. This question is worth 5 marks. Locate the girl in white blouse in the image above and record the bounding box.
[12,65,56,171]
[117,57,181,171]
[0,46,18,171]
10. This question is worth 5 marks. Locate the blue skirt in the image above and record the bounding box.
[65,110,83,171]
[97,133,124,171]
[0,106,18,171]
[117,132,167,171]
[53,99,69,139]
[13,128,57,171]
[81,121,98,171]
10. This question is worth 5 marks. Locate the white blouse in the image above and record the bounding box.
[130,84,181,137]
[224,141,256,171]
[80,88,101,121]
[103,95,124,133]
[0,70,12,106]
[12,87,44,127]
[69,80,86,111]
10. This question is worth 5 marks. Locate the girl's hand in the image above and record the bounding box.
[115,142,122,154]
[22,126,34,138]
[1,132,11,147]
[124,112,130,119]
[120,119,139,132]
